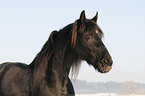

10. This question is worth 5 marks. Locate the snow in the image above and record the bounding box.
[76,93,145,96]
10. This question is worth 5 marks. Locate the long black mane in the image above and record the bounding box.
[30,23,82,82]
[29,30,56,85]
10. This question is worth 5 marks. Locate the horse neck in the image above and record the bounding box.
[53,45,73,75]
[29,24,80,90]
[29,40,54,77]
[52,35,80,87]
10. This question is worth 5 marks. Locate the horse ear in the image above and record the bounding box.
[80,10,86,23]
[91,11,98,23]
[50,30,58,44]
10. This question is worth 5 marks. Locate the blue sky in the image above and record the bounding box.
[0,0,145,83]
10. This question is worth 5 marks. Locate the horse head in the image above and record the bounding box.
[71,10,113,73]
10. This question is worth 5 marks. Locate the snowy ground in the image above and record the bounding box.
[76,93,145,96]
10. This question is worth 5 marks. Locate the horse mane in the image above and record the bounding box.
[71,22,77,48]
[70,20,86,79]
[30,30,58,87]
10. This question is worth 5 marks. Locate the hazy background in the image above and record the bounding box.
[0,0,145,83]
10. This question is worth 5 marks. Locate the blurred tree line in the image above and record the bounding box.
[72,79,145,94]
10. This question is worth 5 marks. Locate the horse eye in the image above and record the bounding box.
[96,30,99,34]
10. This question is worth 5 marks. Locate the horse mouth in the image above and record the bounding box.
[96,63,112,73]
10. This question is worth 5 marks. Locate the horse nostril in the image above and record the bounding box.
[102,58,108,64]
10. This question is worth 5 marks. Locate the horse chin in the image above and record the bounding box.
[94,63,112,73]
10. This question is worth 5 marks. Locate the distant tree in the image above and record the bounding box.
[123,81,135,94]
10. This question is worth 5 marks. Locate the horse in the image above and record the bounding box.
[0,10,113,96]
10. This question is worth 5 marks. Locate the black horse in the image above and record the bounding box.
[0,10,113,96]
